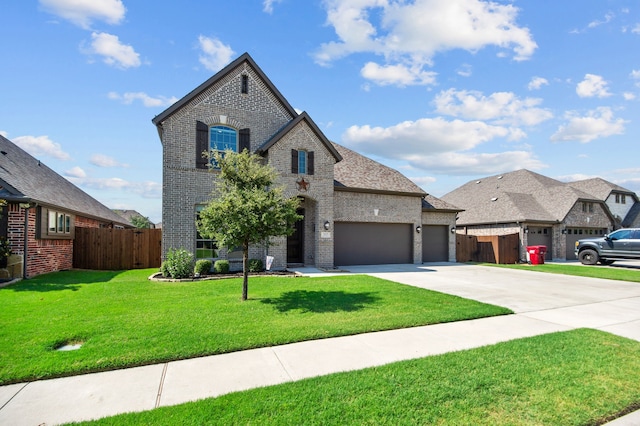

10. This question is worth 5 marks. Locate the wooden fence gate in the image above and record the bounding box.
[456,233,520,264]
[73,228,162,270]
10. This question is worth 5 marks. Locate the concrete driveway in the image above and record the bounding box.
[341,262,640,342]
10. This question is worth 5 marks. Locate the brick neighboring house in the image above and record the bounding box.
[0,134,130,278]
[441,169,640,261]
[152,52,460,269]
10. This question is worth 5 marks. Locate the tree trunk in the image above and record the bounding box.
[241,241,249,301]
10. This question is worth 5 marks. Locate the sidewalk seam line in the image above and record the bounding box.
[0,383,29,412]
[270,348,294,382]
[155,363,168,408]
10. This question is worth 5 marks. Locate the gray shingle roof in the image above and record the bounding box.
[332,143,426,196]
[422,194,462,211]
[567,177,638,201]
[441,169,599,225]
[0,135,129,226]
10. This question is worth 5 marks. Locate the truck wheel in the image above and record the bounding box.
[600,259,615,265]
[579,249,598,265]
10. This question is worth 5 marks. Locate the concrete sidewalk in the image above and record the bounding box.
[1,263,640,425]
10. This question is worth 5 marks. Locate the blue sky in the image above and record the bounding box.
[2,1,640,224]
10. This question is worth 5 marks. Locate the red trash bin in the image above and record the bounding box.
[527,245,546,265]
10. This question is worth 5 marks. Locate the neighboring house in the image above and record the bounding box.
[152,52,459,270]
[0,134,130,278]
[441,169,638,261]
[113,209,155,228]
[566,178,640,228]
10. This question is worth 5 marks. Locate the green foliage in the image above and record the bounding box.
[213,259,230,274]
[248,258,264,272]
[130,215,152,229]
[197,150,302,299]
[85,330,640,426]
[161,248,194,279]
[0,237,11,258]
[0,270,510,385]
[194,259,212,276]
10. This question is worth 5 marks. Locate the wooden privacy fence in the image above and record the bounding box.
[73,228,162,270]
[456,233,520,264]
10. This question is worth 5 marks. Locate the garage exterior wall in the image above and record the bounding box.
[334,191,423,264]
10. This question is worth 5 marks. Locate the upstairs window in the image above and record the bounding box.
[291,149,314,175]
[615,194,626,204]
[196,122,250,169]
[582,202,594,213]
[241,75,248,94]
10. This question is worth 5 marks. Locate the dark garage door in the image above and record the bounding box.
[422,225,448,262]
[334,222,412,266]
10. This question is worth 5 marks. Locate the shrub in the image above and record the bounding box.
[194,259,212,276]
[162,248,194,279]
[213,259,230,274]
[248,258,264,272]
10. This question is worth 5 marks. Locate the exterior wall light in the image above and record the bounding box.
[323,221,330,230]
[451,227,456,234]
[524,227,529,234]
[416,225,421,233]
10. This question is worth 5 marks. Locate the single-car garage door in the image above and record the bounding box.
[334,222,412,266]
[422,225,449,262]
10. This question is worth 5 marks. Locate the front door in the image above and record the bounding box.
[287,209,304,264]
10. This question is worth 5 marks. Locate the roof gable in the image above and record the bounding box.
[257,112,342,162]
[152,53,297,127]
[567,177,638,201]
[0,135,129,225]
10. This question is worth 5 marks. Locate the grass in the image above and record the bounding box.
[486,262,640,283]
[74,329,640,425]
[0,269,511,385]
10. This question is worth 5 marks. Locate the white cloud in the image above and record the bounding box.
[90,154,129,168]
[12,135,71,160]
[263,0,283,14]
[433,88,553,127]
[107,91,178,107]
[623,92,636,100]
[65,166,87,178]
[343,117,511,158]
[406,151,546,175]
[83,32,141,69]
[587,12,614,29]
[315,0,537,86]
[39,0,126,29]
[198,36,235,72]
[457,64,472,77]
[66,175,162,199]
[633,23,640,34]
[551,107,627,143]
[576,74,611,98]
[527,76,548,91]
[360,62,437,86]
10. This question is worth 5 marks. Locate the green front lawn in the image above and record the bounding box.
[76,329,640,425]
[487,262,640,282]
[0,269,511,385]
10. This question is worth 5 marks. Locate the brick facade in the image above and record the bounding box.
[155,54,456,269]
[4,203,110,279]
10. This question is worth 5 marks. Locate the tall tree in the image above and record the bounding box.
[197,150,301,301]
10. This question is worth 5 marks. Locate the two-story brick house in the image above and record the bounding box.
[152,53,459,270]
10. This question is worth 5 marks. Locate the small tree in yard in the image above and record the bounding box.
[197,150,301,301]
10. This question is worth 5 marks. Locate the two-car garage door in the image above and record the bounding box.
[334,222,412,266]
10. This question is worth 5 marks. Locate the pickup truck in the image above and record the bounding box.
[574,228,640,265]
